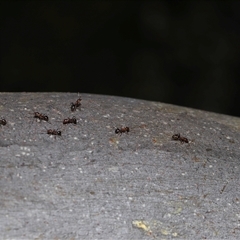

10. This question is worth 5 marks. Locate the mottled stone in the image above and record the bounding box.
[0,93,239,239]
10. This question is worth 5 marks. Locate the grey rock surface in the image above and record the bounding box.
[0,92,240,239]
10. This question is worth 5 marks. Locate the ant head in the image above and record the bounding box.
[71,103,76,111]
[76,98,82,105]
[47,129,52,134]
[126,127,130,132]
[43,115,49,121]
[1,119,7,125]
[57,130,62,136]
[172,133,180,140]
[63,118,69,124]
[72,117,77,124]
[115,128,120,134]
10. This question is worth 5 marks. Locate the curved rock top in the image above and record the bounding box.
[0,92,240,239]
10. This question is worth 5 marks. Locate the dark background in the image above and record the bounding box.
[1,1,240,117]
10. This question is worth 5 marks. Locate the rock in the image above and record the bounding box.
[0,92,239,239]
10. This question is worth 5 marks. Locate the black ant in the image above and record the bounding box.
[0,118,7,126]
[32,112,50,123]
[39,127,62,139]
[63,116,77,125]
[71,97,82,112]
[47,129,62,136]
[115,127,130,135]
[172,133,189,143]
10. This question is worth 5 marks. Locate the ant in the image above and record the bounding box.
[115,127,130,135]
[41,129,62,140]
[47,129,62,136]
[172,133,189,143]
[63,116,77,125]
[32,112,50,123]
[0,118,7,126]
[71,97,82,112]
[39,127,62,139]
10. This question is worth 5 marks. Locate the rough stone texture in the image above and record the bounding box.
[0,92,240,239]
